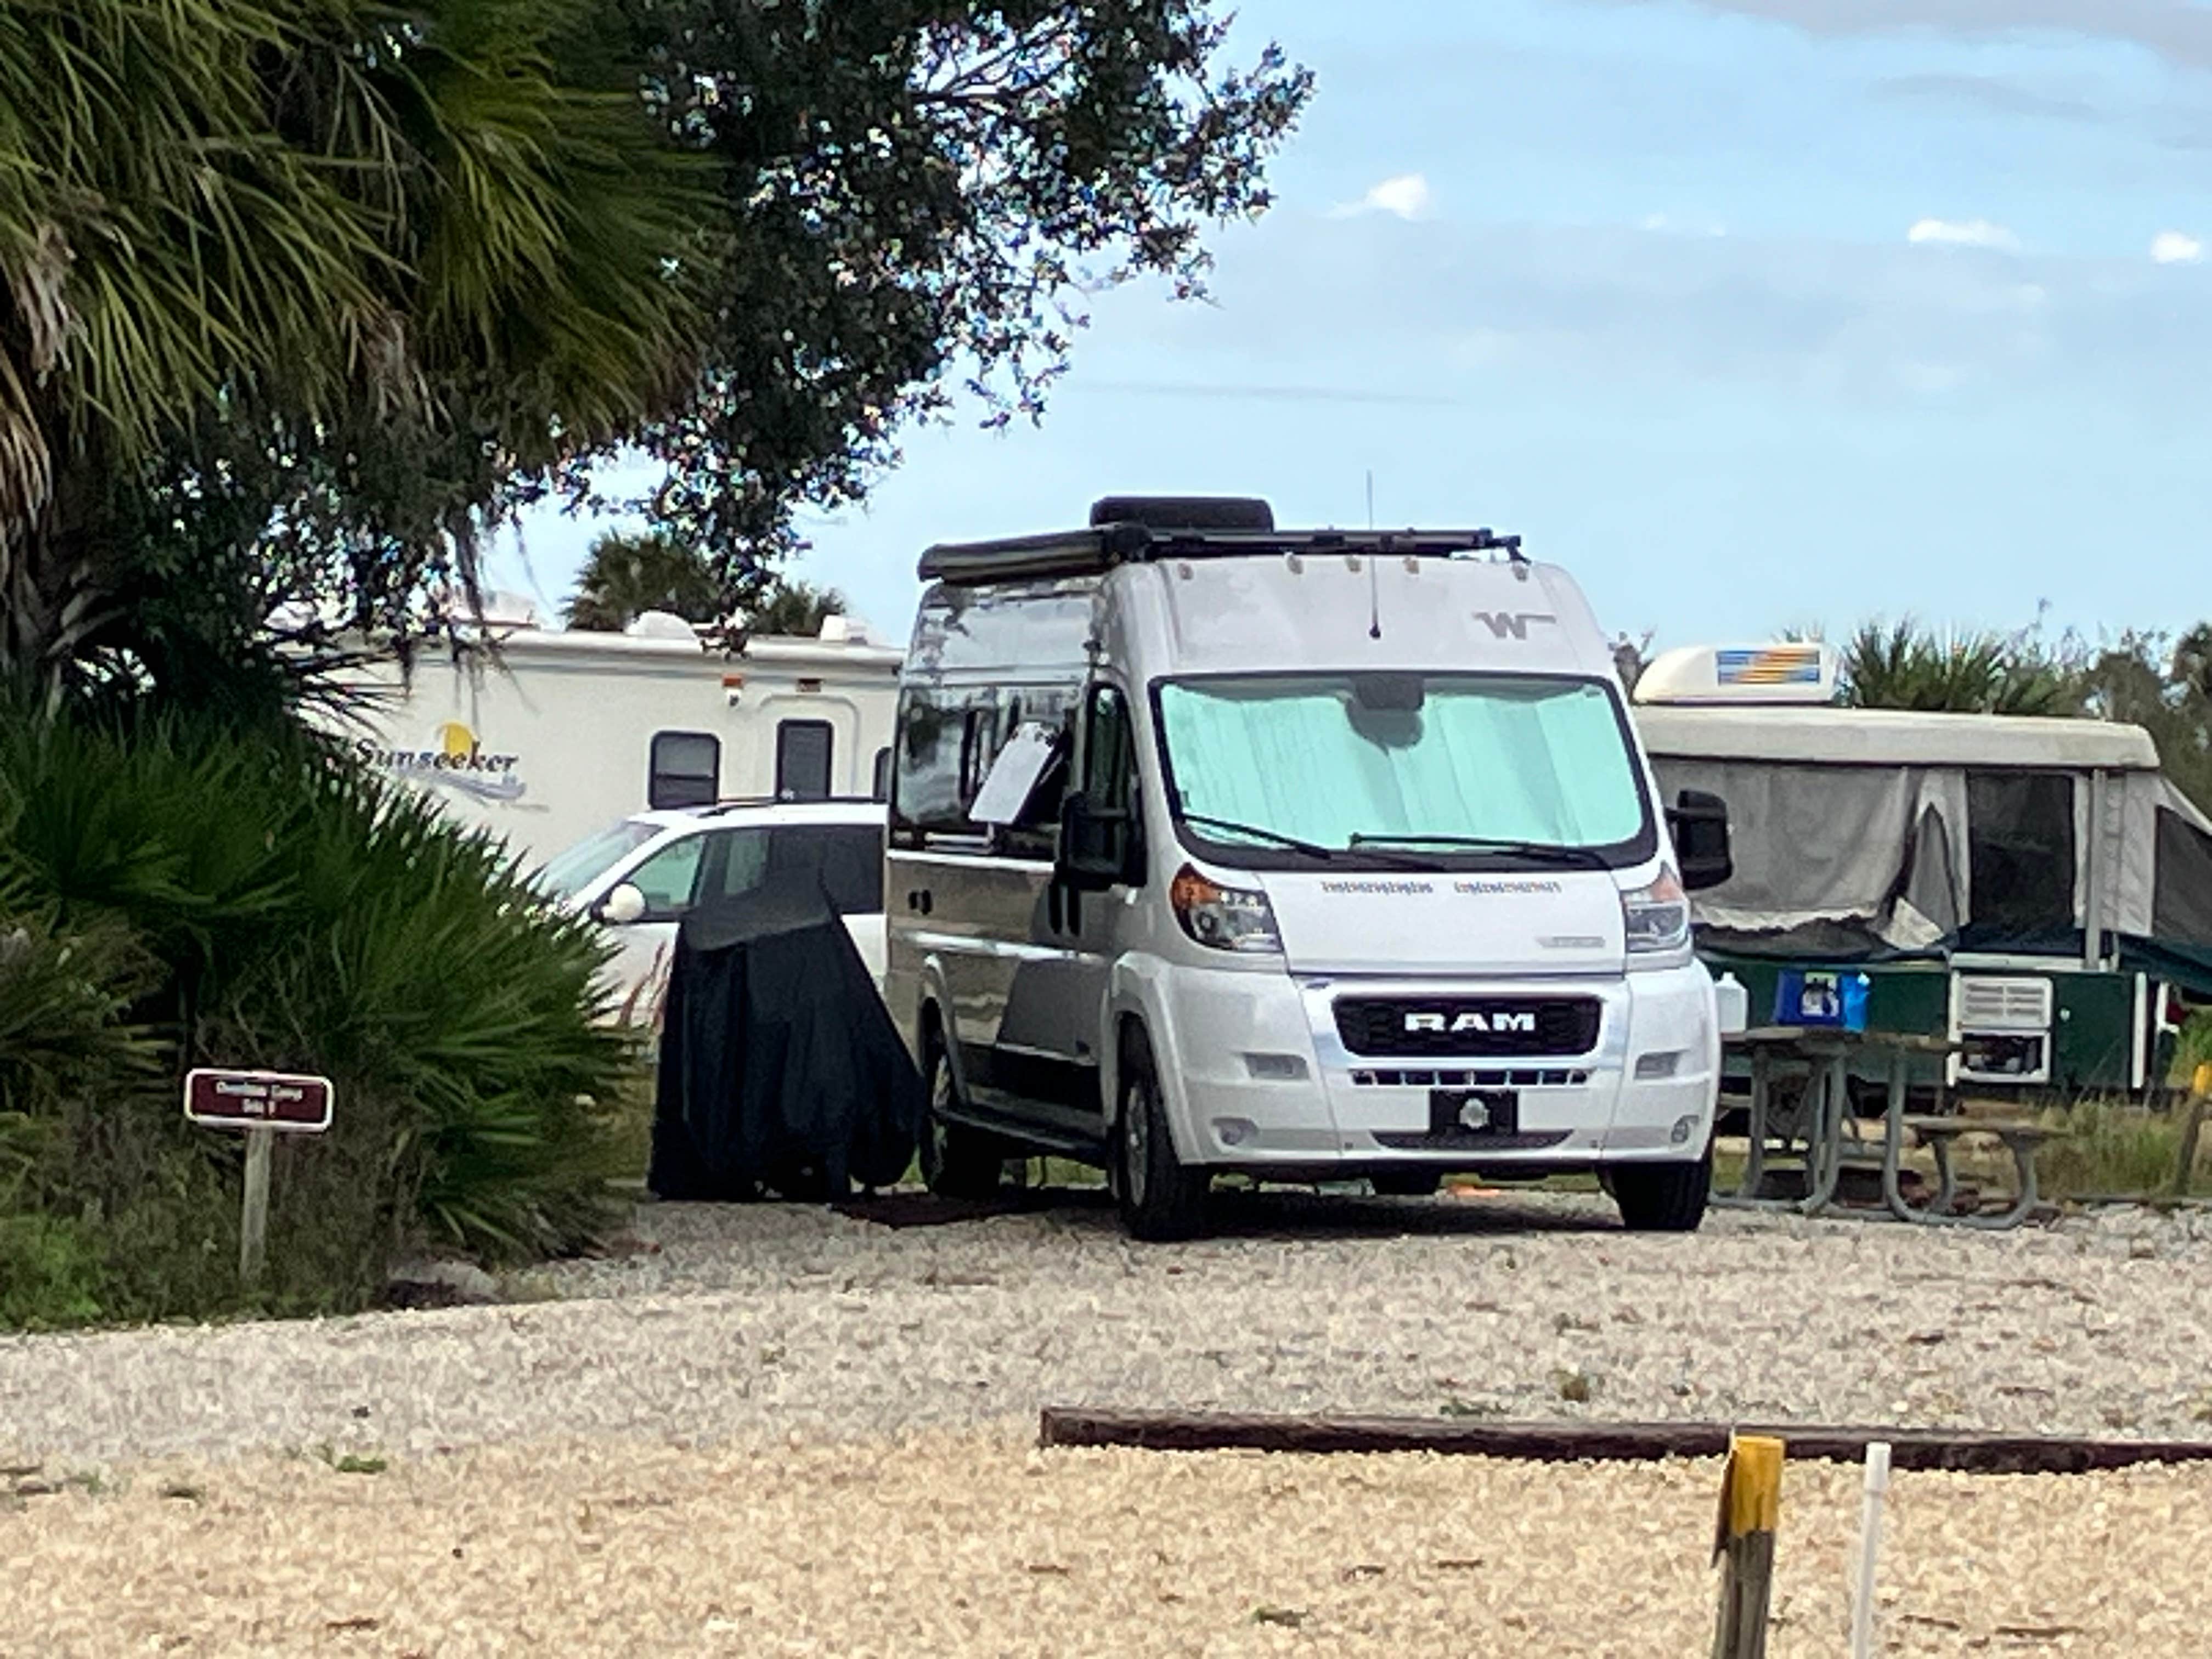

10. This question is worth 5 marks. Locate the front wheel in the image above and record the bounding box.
[1115,1031,1210,1242]
[919,1032,1007,1200]
[1610,1155,1712,1233]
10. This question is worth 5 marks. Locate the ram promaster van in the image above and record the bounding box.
[885,498,1737,1239]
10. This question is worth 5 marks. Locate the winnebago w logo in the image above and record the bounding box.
[1472,610,1558,640]
[1406,1010,1538,1035]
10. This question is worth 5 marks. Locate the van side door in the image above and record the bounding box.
[1037,680,1145,1090]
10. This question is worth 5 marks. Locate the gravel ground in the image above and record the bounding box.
[9,1191,2212,1654]
[10,1430,2211,1655]
[5,1189,2212,1469]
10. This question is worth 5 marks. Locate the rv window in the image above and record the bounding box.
[891,686,979,841]
[776,720,834,801]
[648,732,720,811]
[957,704,1001,809]
[872,747,891,803]
[1965,771,2075,944]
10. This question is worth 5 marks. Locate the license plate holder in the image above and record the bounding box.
[1430,1088,1520,1137]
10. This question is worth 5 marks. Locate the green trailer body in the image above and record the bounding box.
[1702,950,2167,1102]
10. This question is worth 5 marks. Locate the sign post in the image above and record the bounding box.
[183,1069,335,1289]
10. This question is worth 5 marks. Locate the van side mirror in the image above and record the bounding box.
[1056,792,1142,893]
[595,882,648,926]
[1667,789,1733,893]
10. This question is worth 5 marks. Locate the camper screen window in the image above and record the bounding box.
[648,732,720,810]
[1965,771,2075,944]
[777,721,833,800]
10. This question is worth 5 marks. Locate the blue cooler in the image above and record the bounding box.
[1774,969,1870,1031]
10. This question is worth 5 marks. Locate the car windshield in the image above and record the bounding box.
[536,818,662,901]
[1155,673,1654,870]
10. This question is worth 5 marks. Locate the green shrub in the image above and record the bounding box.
[0,703,639,1328]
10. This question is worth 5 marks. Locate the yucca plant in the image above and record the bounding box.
[0,700,637,1324]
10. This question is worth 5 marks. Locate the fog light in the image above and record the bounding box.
[1244,1052,1308,1081]
[1635,1050,1682,1080]
[1213,1118,1257,1147]
[1669,1114,1699,1146]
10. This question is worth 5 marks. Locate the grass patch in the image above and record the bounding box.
[317,1446,387,1476]
[2034,1100,2207,1200]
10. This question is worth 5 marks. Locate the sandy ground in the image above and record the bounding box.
[8,1191,2212,1654]
[9,1429,2210,1656]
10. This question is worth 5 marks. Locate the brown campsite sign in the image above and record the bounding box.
[183,1068,334,1133]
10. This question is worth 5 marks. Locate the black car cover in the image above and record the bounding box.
[650,885,921,1201]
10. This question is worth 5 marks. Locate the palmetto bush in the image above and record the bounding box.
[0,703,634,1327]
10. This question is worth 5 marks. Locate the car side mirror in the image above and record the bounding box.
[1667,789,1733,893]
[1055,792,1141,893]
[595,882,648,926]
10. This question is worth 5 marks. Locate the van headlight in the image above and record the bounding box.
[1171,865,1283,953]
[1621,867,1690,956]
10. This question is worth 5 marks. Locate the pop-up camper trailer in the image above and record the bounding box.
[1632,644,2212,1102]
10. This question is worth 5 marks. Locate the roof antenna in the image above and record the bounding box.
[1365,470,1375,530]
[1369,534,1385,640]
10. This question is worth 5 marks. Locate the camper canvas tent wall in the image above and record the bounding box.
[1632,645,2212,1101]
[337,595,904,873]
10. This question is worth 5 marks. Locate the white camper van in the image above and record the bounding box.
[342,597,904,871]
[886,498,1737,1239]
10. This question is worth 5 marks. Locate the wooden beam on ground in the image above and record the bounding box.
[1037,1409,2212,1475]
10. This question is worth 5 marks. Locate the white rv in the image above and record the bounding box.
[885,497,1737,1239]
[340,598,904,872]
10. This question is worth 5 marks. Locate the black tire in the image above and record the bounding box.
[1370,1170,1443,1198]
[1611,1155,1712,1232]
[919,1029,1006,1200]
[1115,1029,1209,1242]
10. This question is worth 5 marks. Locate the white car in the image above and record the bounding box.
[538,799,889,1025]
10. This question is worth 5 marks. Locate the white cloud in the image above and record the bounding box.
[2152,230,2203,265]
[1331,173,1434,222]
[1906,217,2021,252]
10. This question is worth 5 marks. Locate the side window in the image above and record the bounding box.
[776,720,833,801]
[812,824,887,914]
[891,685,974,844]
[648,732,719,811]
[871,746,891,803]
[704,828,770,902]
[623,835,708,921]
[957,703,1001,811]
[995,689,1078,861]
[1084,685,1137,814]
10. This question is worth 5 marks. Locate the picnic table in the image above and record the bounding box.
[1712,1026,2052,1228]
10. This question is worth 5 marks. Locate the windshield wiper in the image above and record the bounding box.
[1348,832,1609,868]
[1182,812,1340,860]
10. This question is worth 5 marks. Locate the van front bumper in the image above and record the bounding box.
[1144,959,1719,1172]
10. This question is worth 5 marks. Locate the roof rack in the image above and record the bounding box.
[917,521,1527,586]
[698,794,888,815]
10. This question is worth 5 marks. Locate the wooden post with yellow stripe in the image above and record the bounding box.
[1711,1432,1784,1659]
[2169,1063,2212,1198]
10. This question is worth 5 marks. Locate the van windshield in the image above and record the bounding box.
[537,818,661,901]
[1155,673,1656,870]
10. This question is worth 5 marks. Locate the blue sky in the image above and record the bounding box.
[487,0,2212,654]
